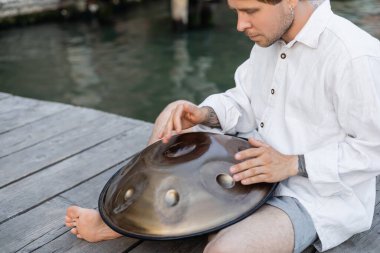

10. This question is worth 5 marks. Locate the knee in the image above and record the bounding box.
[203,239,230,253]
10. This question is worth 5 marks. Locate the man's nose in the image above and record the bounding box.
[236,12,251,32]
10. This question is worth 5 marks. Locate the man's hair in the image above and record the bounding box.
[257,0,310,4]
[257,0,282,4]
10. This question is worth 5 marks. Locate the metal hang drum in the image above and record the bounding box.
[98,132,277,240]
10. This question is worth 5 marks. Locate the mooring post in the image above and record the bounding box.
[171,0,220,31]
[171,0,189,31]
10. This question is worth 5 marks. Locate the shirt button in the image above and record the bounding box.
[260,122,264,128]
[271,89,275,94]
[280,53,286,59]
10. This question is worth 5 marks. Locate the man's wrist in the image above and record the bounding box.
[297,154,308,178]
[200,106,221,128]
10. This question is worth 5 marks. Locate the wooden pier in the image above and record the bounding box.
[0,92,378,252]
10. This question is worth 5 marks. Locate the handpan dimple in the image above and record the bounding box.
[165,189,180,207]
[98,132,277,240]
[216,173,235,189]
[124,188,134,200]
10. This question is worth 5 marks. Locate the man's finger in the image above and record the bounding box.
[230,157,263,174]
[248,138,269,148]
[173,104,184,133]
[235,147,264,160]
[241,174,268,185]
[157,124,166,139]
[232,166,264,181]
[162,112,175,143]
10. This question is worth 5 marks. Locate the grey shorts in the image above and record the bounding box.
[267,196,318,253]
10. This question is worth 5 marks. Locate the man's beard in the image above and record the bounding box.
[247,7,295,47]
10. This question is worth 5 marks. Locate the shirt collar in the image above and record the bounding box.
[290,0,334,49]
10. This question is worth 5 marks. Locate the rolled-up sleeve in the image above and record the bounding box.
[199,59,256,135]
[305,56,380,197]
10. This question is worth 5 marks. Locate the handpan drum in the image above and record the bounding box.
[98,132,277,240]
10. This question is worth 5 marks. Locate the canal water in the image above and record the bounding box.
[0,0,379,122]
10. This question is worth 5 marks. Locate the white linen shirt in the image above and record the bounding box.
[198,0,380,251]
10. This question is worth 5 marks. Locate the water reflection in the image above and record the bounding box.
[65,40,102,106]
[0,0,379,122]
[170,38,193,90]
[170,36,218,103]
[331,0,380,38]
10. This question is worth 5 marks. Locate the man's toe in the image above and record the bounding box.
[66,206,81,219]
[70,228,78,235]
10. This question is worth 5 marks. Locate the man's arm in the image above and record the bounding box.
[304,55,380,196]
[198,59,256,135]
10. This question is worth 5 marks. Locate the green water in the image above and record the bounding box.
[0,0,379,122]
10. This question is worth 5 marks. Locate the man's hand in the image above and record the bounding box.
[230,138,298,185]
[159,101,209,143]
[148,100,207,145]
[147,100,189,145]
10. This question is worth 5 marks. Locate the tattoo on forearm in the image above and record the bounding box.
[201,106,221,128]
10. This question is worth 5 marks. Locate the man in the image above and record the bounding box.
[65,0,380,252]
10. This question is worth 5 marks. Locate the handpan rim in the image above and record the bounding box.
[98,132,278,240]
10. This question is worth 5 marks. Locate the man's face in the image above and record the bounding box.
[228,0,295,47]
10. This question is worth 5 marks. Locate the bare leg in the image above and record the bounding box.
[204,204,295,253]
[65,206,122,242]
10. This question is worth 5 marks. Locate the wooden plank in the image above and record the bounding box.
[59,161,128,208]
[1,161,139,253]
[0,124,152,223]
[33,231,140,253]
[130,237,208,253]
[0,0,75,19]
[0,113,138,188]
[0,92,11,100]
[0,198,70,253]
[0,97,69,134]
[0,107,102,158]
[0,96,40,114]
[303,245,316,253]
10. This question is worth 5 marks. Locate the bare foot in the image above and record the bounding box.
[65,206,122,242]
